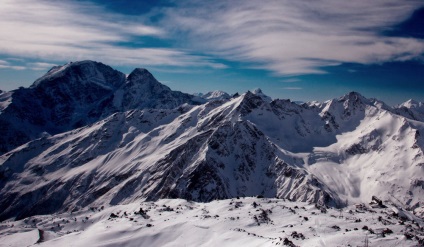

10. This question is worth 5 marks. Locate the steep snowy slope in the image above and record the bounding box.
[393,99,424,122]
[0,61,198,154]
[1,89,424,222]
[308,94,424,208]
[225,92,424,210]
[0,93,341,221]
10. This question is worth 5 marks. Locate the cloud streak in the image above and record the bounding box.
[0,0,225,69]
[161,0,424,75]
[0,60,26,70]
[1,0,423,77]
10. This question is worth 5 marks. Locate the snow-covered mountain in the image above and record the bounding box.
[394,99,424,122]
[0,93,338,221]
[1,70,424,224]
[0,61,424,229]
[199,90,231,101]
[251,88,272,102]
[0,61,198,154]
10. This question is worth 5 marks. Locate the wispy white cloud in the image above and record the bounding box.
[0,0,225,69]
[27,62,58,71]
[280,78,301,83]
[161,0,424,75]
[0,60,26,70]
[0,59,57,71]
[0,65,26,70]
[2,0,423,76]
[149,66,218,75]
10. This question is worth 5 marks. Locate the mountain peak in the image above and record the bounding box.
[338,91,370,106]
[235,91,266,115]
[46,60,96,73]
[251,88,272,102]
[130,67,150,75]
[400,99,422,109]
[124,67,169,94]
[117,67,197,110]
[0,61,198,154]
[252,88,264,94]
[127,68,156,82]
[244,90,259,98]
[31,60,125,89]
[201,90,231,101]
[340,91,365,100]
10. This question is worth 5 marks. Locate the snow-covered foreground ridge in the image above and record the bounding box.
[0,60,424,224]
[1,198,423,247]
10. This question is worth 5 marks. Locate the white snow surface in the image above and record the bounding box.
[394,99,424,122]
[400,99,423,109]
[1,92,424,218]
[0,91,12,111]
[201,90,231,101]
[1,197,423,247]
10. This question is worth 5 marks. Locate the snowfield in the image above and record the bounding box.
[1,197,423,246]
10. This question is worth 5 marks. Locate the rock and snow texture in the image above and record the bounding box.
[200,90,231,101]
[0,61,197,154]
[0,93,341,221]
[252,88,272,102]
[1,198,423,246]
[394,99,424,122]
[1,87,424,222]
[0,61,424,230]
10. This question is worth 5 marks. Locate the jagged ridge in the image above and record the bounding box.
[0,61,198,154]
[0,62,423,222]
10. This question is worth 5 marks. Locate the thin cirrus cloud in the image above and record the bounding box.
[161,0,424,75]
[0,60,26,70]
[0,0,225,70]
[27,62,59,71]
[280,78,301,83]
[1,0,423,77]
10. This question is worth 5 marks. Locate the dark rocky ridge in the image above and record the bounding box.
[0,60,198,154]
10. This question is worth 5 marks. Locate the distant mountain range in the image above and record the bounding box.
[0,60,423,222]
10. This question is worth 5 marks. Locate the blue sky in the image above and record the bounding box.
[0,0,423,105]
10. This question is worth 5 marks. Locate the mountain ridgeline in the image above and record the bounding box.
[0,60,423,221]
[0,61,200,154]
